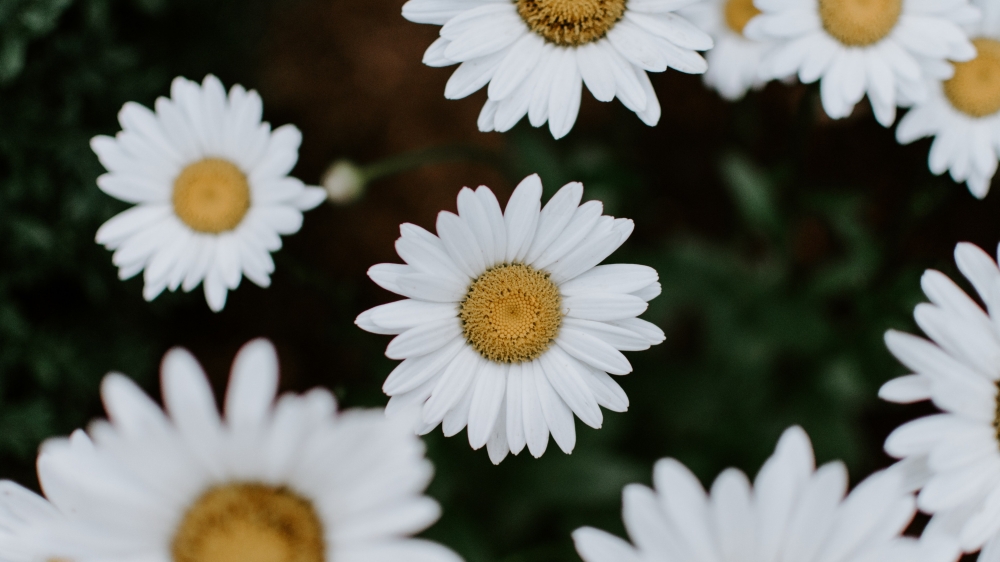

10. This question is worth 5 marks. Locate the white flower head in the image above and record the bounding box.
[881,242,1000,557]
[0,339,461,562]
[402,0,715,139]
[745,0,978,127]
[681,0,772,100]
[896,0,1000,199]
[574,426,937,562]
[92,75,327,312]
[356,173,665,464]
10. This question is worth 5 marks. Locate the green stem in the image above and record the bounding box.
[359,144,501,183]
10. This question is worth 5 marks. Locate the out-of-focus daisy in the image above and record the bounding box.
[0,481,70,562]
[574,426,932,562]
[896,1,1000,199]
[745,0,977,127]
[92,75,326,312]
[357,174,664,464]
[681,0,770,100]
[0,339,461,562]
[401,0,714,139]
[881,242,1000,556]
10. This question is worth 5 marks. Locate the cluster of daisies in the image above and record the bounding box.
[13,0,1000,558]
[407,0,1000,198]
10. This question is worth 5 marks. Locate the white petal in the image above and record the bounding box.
[224,339,279,429]
[539,346,603,428]
[522,361,550,457]
[386,318,463,360]
[564,294,649,321]
[535,361,577,454]
[467,361,507,449]
[525,181,584,264]
[556,329,633,375]
[503,174,543,263]
[573,527,641,562]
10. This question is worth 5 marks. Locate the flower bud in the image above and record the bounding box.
[321,160,365,205]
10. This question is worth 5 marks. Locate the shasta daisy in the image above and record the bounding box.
[681,0,771,100]
[0,339,461,562]
[92,75,327,312]
[401,0,714,138]
[744,0,978,127]
[574,426,934,562]
[356,173,664,464]
[881,242,1000,556]
[896,0,1000,198]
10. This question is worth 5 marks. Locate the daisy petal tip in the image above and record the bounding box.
[89,134,114,153]
[204,281,229,312]
[573,526,643,562]
[294,186,328,211]
[777,424,811,454]
[160,346,201,376]
[236,337,278,361]
[952,245,999,293]
[513,173,544,200]
[883,329,905,346]
[99,371,133,398]
[488,447,508,465]
[142,285,164,302]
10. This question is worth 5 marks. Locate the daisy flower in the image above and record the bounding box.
[744,0,978,127]
[356,173,664,464]
[896,0,1000,199]
[401,0,714,139]
[681,0,771,100]
[881,242,1000,556]
[0,481,71,562]
[92,75,327,312]
[574,426,933,562]
[0,339,461,562]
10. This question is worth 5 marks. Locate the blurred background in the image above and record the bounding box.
[1,0,998,559]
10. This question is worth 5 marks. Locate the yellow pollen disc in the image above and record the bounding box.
[725,0,760,35]
[516,0,627,47]
[945,38,1000,118]
[818,0,902,47]
[460,263,563,363]
[172,483,325,562]
[172,158,251,234]
[994,381,1000,443]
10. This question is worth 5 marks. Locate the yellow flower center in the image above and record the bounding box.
[172,483,325,562]
[460,263,563,363]
[818,0,902,47]
[515,0,627,47]
[994,382,1000,442]
[172,158,251,234]
[945,38,1000,118]
[725,0,760,35]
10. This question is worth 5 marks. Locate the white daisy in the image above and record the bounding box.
[0,481,71,562]
[0,339,461,562]
[401,0,714,139]
[896,0,1000,199]
[573,426,936,562]
[356,173,664,464]
[744,0,978,127]
[92,75,327,312]
[681,0,771,100]
[881,242,1000,557]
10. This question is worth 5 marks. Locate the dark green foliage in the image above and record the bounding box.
[0,0,264,478]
